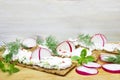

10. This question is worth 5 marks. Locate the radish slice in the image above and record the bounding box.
[100,54,116,62]
[76,66,98,75]
[56,41,75,57]
[102,64,120,73]
[91,34,107,49]
[22,38,37,48]
[40,48,52,59]
[83,62,101,68]
[31,47,52,60]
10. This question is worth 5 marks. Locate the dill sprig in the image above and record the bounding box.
[78,34,93,46]
[106,50,120,64]
[4,39,20,62]
[0,40,20,74]
[36,36,44,45]
[45,36,58,55]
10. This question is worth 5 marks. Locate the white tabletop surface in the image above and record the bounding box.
[0,0,120,41]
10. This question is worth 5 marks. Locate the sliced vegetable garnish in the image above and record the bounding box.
[102,64,120,73]
[76,66,98,75]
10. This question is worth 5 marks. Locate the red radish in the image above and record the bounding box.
[100,54,116,62]
[91,34,107,48]
[76,66,98,75]
[83,62,101,68]
[31,47,52,60]
[102,64,120,73]
[56,40,75,55]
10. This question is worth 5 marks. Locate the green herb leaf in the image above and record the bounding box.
[71,49,94,65]
[36,36,44,45]
[4,39,20,62]
[0,60,6,72]
[78,59,83,65]
[8,64,20,75]
[106,50,120,64]
[71,56,80,61]
[80,49,87,58]
[78,34,93,46]
[46,36,58,55]
[0,40,20,74]
[0,60,4,68]
[114,54,120,64]
[86,56,95,61]
[0,60,20,74]
[83,56,94,64]
[106,57,116,63]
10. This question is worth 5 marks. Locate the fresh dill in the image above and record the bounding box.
[45,36,58,55]
[78,34,93,46]
[4,39,20,62]
[36,36,44,45]
[0,40,20,74]
[106,50,120,64]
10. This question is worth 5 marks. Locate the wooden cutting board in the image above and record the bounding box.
[0,51,120,80]
[0,65,120,80]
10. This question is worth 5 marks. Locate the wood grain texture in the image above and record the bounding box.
[0,49,120,80]
[0,0,120,41]
[16,63,76,76]
[0,64,120,80]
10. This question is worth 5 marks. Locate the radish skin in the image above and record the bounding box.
[91,34,107,49]
[56,41,75,57]
[100,54,116,62]
[76,66,98,75]
[83,62,101,68]
[31,47,52,60]
[66,41,73,52]
[102,64,120,73]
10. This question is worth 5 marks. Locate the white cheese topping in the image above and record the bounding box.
[71,47,92,56]
[103,43,119,52]
[37,56,72,70]
[58,50,72,57]
[3,48,72,70]
[12,49,32,64]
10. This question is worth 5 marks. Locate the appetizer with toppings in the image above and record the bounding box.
[0,33,120,76]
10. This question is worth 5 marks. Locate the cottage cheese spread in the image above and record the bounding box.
[37,56,72,70]
[2,48,72,70]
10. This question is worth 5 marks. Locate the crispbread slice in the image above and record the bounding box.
[0,56,76,76]
[16,62,76,76]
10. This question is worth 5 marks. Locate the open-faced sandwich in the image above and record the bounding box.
[0,34,120,76]
[0,36,75,76]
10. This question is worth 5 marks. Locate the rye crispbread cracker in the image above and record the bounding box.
[16,63,76,76]
[0,56,76,76]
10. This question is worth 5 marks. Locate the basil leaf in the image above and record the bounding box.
[7,64,19,75]
[78,59,82,65]
[0,61,6,72]
[71,56,80,61]
[0,61,4,68]
[86,56,94,62]
[80,49,87,58]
